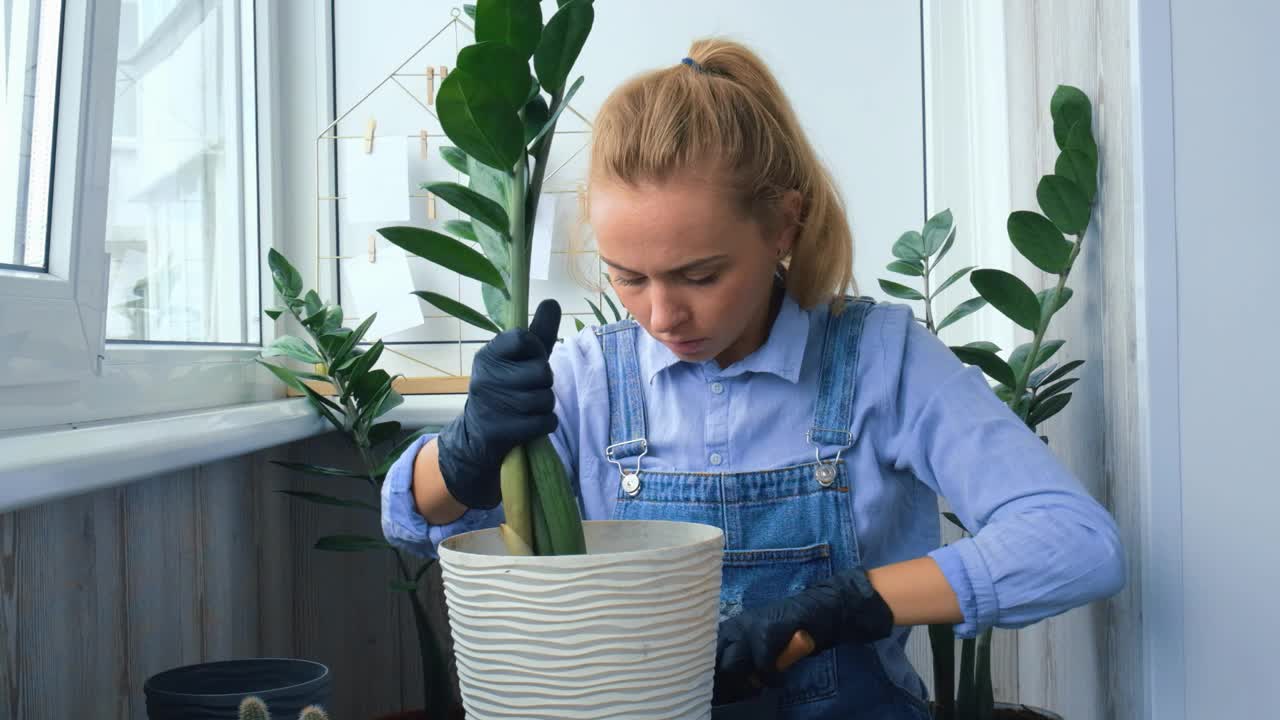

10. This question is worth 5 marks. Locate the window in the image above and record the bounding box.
[1,0,62,272]
[105,0,260,345]
[0,0,276,432]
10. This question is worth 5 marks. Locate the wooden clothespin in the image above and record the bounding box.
[428,192,437,220]
[363,116,377,154]
[419,129,429,159]
[426,66,436,105]
[439,65,449,82]
[368,233,377,263]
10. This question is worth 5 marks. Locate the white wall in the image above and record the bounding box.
[1168,1,1280,716]
[327,0,924,370]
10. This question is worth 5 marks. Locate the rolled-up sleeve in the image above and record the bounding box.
[884,315,1126,638]
[380,432,506,559]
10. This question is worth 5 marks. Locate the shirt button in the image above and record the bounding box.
[710,382,724,394]
[709,453,723,466]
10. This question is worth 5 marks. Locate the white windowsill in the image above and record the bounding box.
[0,394,465,513]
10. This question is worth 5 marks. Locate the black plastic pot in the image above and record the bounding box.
[144,658,331,720]
[711,687,782,720]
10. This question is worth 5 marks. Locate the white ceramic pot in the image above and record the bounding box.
[438,520,725,720]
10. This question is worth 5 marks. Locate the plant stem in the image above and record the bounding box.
[922,256,935,334]
[507,155,530,330]
[1010,232,1085,414]
[524,88,565,243]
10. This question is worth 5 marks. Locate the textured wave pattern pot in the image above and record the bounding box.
[439,520,725,720]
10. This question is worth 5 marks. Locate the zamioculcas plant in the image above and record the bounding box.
[878,84,1097,720]
[377,0,595,557]
[258,249,449,713]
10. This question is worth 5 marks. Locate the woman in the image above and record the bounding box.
[381,39,1125,719]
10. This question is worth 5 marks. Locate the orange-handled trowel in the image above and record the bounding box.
[710,629,816,719]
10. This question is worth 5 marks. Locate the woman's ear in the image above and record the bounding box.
[777,189,803,257]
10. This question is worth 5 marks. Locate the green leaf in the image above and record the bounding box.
[878,279,925,301]
[1035,377,1079,403]
[950,346,1016,388]
[1066,119,1098,164]
[1037,175,1091,235]
[328,314,376,371]
[277,490,377,513]
[268,249,303,299]
[574,317,585,332]
[368,420,402,448]
[302,290,323,319]
[300,383,345,432]
[463,4,477,20]
[527,75,585,149]
[1028,392,1072,428]
[351,369,392,408]
[937,224,958,265]
[364,386,403,431]
[482,283,511,329]
[524,94,550,146]
[475,0,542,60]
[1040,358,1085,386]
[921,209,954,256]
[263,335,323,365]
[457,41,536,109]
[423,182,511,237]
[466,154,513,283]
[586,298,608,325]
[936,296,987,332]
[892,231,926,261]
[1050,85,1092,150]
[379,226,507,292]
[935,265,976,295]
[256,359,310,393]
[886,259,924,277]
[1008,339,1065,377]
[602,293,623,322]
[1056,148,1097,203]
[322,306,344,333]
[444,219,479,244]
[1007,211,1072,274]
[265,306,285,321]
[970,269,1041,331]
[340,340,384,384]
[1038,287,1074,318]
[269,460,366,479]
[314,535,392,553]
[440,146,470,175]
[962,341,1001,354]
[942,512,968,533]
[414,291,502,334]
[436,68,524,171]
[534,0,593,93]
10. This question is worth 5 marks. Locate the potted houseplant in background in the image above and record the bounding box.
[256,249,459,720]
[878,84,1096,720]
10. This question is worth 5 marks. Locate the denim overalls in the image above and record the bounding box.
[595,298,930,720]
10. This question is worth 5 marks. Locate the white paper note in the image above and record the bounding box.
[343,247,422,340]
[529,193,557,281]
[344,138,411,223]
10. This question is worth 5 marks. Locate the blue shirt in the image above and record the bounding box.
[381,294,1125,638]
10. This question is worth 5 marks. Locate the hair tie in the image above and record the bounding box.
[681,57,706,74]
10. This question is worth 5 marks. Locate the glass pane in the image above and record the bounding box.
[105,0,259,344]
[1,0,62,271]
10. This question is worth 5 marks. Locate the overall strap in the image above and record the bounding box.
[808,298,873,455]
[595,320,648,471]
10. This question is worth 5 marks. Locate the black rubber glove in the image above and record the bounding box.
[437,299,562,509]
[713,566,895,703]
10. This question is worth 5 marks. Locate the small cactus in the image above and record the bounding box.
[238,696,271,720]
[299,706,330,720]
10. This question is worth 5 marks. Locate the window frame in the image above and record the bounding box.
[0,0,284,434]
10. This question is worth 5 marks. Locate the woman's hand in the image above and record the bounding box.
[712,565,894,702]
[435,299,562,509]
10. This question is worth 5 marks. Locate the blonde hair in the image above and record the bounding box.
[587,38,855,308]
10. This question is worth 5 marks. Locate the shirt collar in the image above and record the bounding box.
[637,291,811,384]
